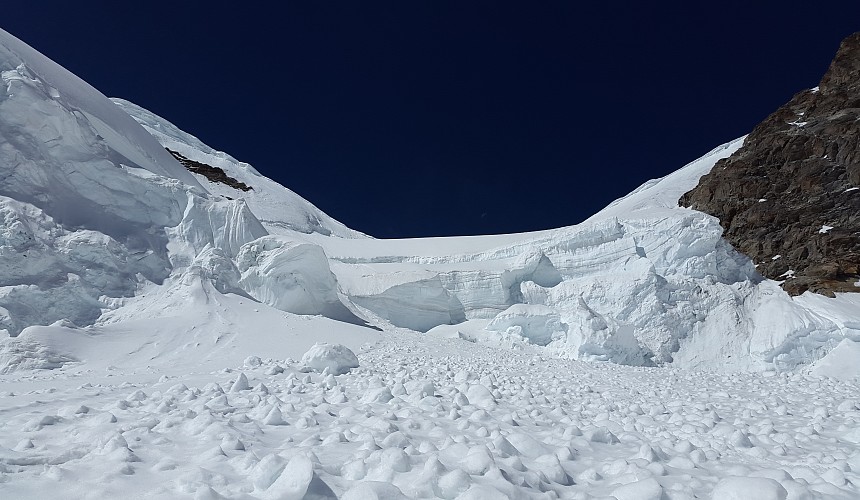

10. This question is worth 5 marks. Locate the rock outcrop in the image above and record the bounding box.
[680,33,860,296]
[167,148,253,192]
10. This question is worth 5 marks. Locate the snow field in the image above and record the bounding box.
[1,333,858,499]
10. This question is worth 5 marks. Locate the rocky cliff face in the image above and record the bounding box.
[680,33,860,297]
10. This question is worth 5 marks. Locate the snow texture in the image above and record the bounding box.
[2,333,859,499]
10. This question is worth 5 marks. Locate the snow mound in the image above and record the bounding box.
[0,329,77,373]
[301,343,360,375]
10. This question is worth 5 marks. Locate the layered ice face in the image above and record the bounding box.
[0,25,858,376]
[0,24,858,500]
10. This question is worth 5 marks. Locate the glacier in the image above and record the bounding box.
[1,26,859,500]
[0,20,857,373]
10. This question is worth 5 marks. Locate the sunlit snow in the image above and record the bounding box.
[0,27,859,499]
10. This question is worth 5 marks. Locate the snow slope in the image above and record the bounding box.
[0,29,200,190]
[0,27,368,336]
[111,98,367,239]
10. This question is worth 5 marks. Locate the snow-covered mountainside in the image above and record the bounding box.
[1,26,860,499]
[111,98,367,240]
[0,25,858,371]
[0,26,366,337]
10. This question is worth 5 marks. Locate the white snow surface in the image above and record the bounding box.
[2,331,860,499]
[111,98,367,239]
[0,27,860,499]
[811,339,860,381]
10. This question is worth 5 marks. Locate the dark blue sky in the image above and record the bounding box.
[4,2,859,237]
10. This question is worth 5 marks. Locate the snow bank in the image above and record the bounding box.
[335,250,563,332]
[1,22,857,374]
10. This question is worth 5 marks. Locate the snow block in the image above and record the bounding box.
[711,477,788,500]
[342,481,408,500]
[237,236,363,324]
[810,339,860,380]
[486,304,567,346]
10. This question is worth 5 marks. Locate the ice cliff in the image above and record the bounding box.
[0,26,858,373]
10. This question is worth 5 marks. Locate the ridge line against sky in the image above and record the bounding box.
[3,2,860,238]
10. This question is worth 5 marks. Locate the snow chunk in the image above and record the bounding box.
[464,384,497,409]
[301,343,359,375]
[229,373,250,392]
[251,454,288,490]
[455,485,509,500]
[237,236,362,323]
[342,482,408,500]
[711,477,787,500]
[485,304,567,346]
[260,455,314,500]
[611,478,664,500]
[810,339,860,381]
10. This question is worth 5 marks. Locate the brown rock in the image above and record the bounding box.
[680,33,860,296]
[166,149,253,192]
